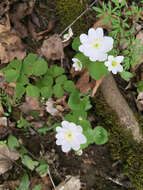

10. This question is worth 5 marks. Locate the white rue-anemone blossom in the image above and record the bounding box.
[72,58,82,71]
[79,28,114,62]
[56,121,87,153]
[62,28,73,42]
[104,55,124,74]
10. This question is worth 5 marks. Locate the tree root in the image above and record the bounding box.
[101,73,143,142]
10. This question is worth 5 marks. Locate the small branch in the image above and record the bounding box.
[59,0,98,37]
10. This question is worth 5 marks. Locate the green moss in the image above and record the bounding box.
[56,0,90,35]
[94,91,143,190]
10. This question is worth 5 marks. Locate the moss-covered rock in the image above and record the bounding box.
[56,0,90,35]
[94,92,143,190]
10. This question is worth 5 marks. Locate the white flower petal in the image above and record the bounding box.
[102,37,114,52]
[77,134,87,144]
[61,144,71,152]
[108,55,114,61]
[56,127,62,133]
[80,34,88,44]
[88,28,103,40]
[72,143,80,151]
[61,121,70,128]
[115,56,124,63]
[76,126,83,133]
[69,28,73,37]
[117,64,123,72]
[112,68,117,74]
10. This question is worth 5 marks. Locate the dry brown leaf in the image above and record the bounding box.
[19,96,42,114]
[0,144,19,175]
[93,14,113,29]
[55,176,81,190]
[30,176,53,190]
[40,34,64,61]
[91,76,105,97]
[0,31,26,63]
[75,68,92,93]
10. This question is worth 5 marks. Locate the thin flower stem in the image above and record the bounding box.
[59,0,98,37]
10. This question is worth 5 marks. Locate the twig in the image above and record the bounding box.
[48,169,56,190]
[59,0,98,37]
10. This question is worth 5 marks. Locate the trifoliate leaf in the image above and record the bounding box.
[4,69,19,82]
[33,59,48,76]
[53,84,64,98]
[36,75,53,88]
[40,86,52,98]
[8,135,19,151]
[16,83,25,99]
[22,155,39,170]
[72,36,81,51]
[26,85,40,98]
[88,61,109,80]
[17,73,29,85]
[49,66,64,77]
[23,53,37,75]
[93,126,108,145]
[56,75,67,85]
[63,80,75,92]
[120,71,133,81]
[16,173,30,190]
[81,96,92,111]
[36,159,49,176]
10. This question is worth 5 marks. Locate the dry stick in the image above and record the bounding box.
[59,0,98,37]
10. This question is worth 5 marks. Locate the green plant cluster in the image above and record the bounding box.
[93,0,143,81]
[2,53,109,149]
[2,53,75,99]
[7,135,48,190]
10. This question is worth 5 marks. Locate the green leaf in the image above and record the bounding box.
[17,73,29,85]
[88,61,109,80]
[92,6,102,13]
[33,58,48,76]
[36,159,49,176]
[36,75,53,89]
[32,184,43,190]
[23,53,37,75]
[72,36,81,51]
[81,96,92,111]
[8,135,19,151]
[26,85,40,98]
[16,173,30,190]
[9,59,22,72]
[93,126,108,145]
[16,83,25,99]
[120,71,133,81]
[137,81,143,92]
[68,89,81,110]
[53,84,64,98]
[4,69,19,82]
[56,75,67,85]
[49,66,64,77]
[40,86,52,98]
[63,80,75,92]
[22,155,39,170]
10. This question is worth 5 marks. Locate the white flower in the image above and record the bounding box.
[56,121,87,153]
[79,28,114,62]
[72,58,82,71]
[62,28,73,42]
[104,55,124,74]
